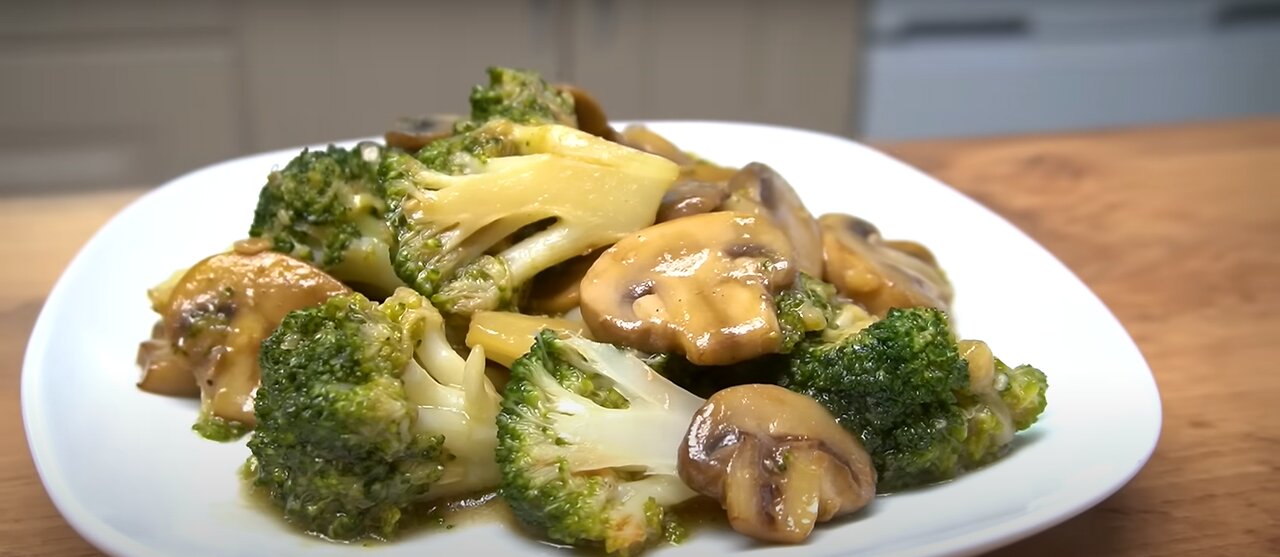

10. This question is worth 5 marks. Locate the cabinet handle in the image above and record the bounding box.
[884,16,1029,43]
[1216,2,1280,29]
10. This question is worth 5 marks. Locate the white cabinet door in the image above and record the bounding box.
[238,0,563,152]
[567,0,862,137]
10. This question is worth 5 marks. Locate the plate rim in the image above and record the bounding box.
[21,119,1163,557]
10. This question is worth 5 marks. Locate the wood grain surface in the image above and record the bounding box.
[2,118,1277,556]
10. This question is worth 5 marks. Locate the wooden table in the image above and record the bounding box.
[2,118,1277,556]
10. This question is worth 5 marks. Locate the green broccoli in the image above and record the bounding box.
[780,307,1048,492]
[381,120,677,317]
[496,330,704,555]
[457,66,576,133]
[248,142,403,296]
[246,288,501,541]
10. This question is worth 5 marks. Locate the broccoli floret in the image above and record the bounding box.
[496,330,703,555]
[775,273,842,352]
[780,307,1048,492]
[247,288,501,541]
[997,360,1050,430]
[249,142,403,296]
[415,123,518,175]
[381,120,677,317]
[457,66,576,133]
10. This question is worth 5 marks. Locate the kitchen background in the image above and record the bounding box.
[2,0,1278,193]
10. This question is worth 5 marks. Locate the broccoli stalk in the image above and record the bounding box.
[496,330,703,555]
[382,120,678,317]
[780,307,1048,492]
[247,288,500,541]
[248,142,403,296]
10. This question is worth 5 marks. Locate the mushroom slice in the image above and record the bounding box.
[580,211,797,366]
[138,244,349,431]
[721,163,824,277]
[384,114,458,153]
[679,384,876,543]
[617,124,695,165]
[525,248,604,316]
[818,213,954,316]
[558,84,619,141]
[656,179,730,222]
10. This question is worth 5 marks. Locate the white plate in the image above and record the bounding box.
[22,121,1161,557]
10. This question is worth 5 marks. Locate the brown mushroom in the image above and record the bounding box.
[137,243,349,427]
[579,211,796,366]
[617,124,696,165]
[678,384,877,544]
[384,114,458,152]
[558,84,619,141]
[721,163,824,277]
[526,248,604,316]
[656,179,730,222]
[818,213,954,317]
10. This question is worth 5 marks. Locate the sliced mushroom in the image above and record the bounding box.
[137,244,349,427]
[679,384,877,544]
[617,124,695,165]
[384,114,458,152]
[579,211,796,366]
[721,163,824,277]
[656,179,730,222]
[818,213,954,317]
[558,84,619,141]
[526,248,604,316]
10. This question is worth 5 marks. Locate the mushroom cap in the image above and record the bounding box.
[678,384,877,544]
[656,179,730,223]
[819,213,954,316]
[558,84,619,141]
[137,245,349,425]
[721,163,824,277]
[579,211,797,366]
[525,248,604,316]
[384,114,457,153]
[617,124,696,165]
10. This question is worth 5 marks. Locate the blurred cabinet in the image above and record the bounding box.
[0,1,241,192]
[0,0,861,192]
[239,0,560,151]
[567,0,861,136]
[860,0,1280,140]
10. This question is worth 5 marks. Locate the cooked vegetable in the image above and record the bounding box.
[136,246,349,440]
[560,84,619,140]
[246,288,501,541]
[679,384,876,543]
[722,163,824,277]
[525,249,604,316]
[248,142,403,297]
[496,330,704,554]
[465,310,591,368]
[135,64,1052,552]
[458,66,577,132]
[579,211,798,366]
[384,114,456,153]
[819,213,953,317]
[780,307,1048,491]
[382,120,678,317]
[656,179,730,223]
